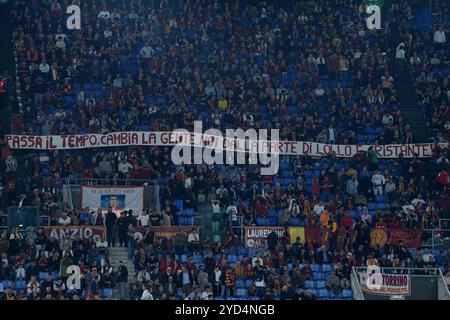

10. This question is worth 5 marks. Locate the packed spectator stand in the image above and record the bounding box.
[0,0,449,300]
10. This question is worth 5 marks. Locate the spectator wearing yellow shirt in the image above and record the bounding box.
[218,98,228,111]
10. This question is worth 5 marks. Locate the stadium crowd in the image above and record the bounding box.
[0,0,450,300]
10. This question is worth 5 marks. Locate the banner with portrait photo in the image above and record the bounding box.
[81,185,144,215]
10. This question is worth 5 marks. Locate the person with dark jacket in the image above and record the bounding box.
[105,209,117,247]
[127,209,137,226]
[267,230,279,252]
[117,211,129,247]
[116,261,128,300]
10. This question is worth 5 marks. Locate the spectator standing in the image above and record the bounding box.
[105,209,117,247]
[116,261,128,300]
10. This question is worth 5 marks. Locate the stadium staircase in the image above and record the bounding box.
[198,194,226,244]
[109,247,135,299]
[0,1,14,134]
[393,68,429,142]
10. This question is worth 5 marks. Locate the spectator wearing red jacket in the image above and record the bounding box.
[341,212,353,230]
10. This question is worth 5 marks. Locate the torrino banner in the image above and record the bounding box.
[4,132,445,158]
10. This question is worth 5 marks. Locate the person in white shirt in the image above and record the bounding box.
[138,210,150,227]
[288,199,300,216]
[434,27,446,45]
[202,286,213,300]
[395,42,406,72]
[137,269,151,283]
[98,11,111,19]
[371,171,386,195]
[113,74,123,88]
[251,252,264,268]
[328,124,336,144]
[313,203,325,216]
[5,154,18,174]
[187,228,200,252]
[141,284,154,300]
[58,212,71,226]
[140,42,155,59]
[118,158,133,178]
[314,84,325,97]
[185,176,193,189]
[39,59,50,74]
[96,235,108,248]
[55,34,67,49]
[382,113,394,126]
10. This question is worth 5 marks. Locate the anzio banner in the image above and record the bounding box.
[81,185,144,215]
[4,132,443,158]
[359,273,412,296]
[43,226,106,242]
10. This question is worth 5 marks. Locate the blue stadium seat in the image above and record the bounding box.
[311,264,320,272]
[342,289,352,298]
[322,264,332,272]
[174,199,183,210]
[269,216,279,226]
[39,272,49,281]
[312,272,323,281]
[290,217,301,226]
[256,217,267,226]
[2,280,12,289]
[316,280,326,289]
[235,280,244,289]
[318,289,330,298]
[102,288,113,298]
[236,288,246,297]
[177,217,185,225]
[305,280,314,289]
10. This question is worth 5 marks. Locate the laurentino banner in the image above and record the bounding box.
[81,185,144,215]
[359,272,412,296]
[244,226,323,248]
[43,226,106,242]
[5,132,443,158]
[244,227,286,248]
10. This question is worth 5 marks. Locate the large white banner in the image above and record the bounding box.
[359,272,411,296]
[4,132,445,158]
[81,186,144,215]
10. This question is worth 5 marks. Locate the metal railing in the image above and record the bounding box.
[351,267,365,300]
[438,268,450,298]
[439,219,450,230]
[353,266,442,276]
[420,228,450,249]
